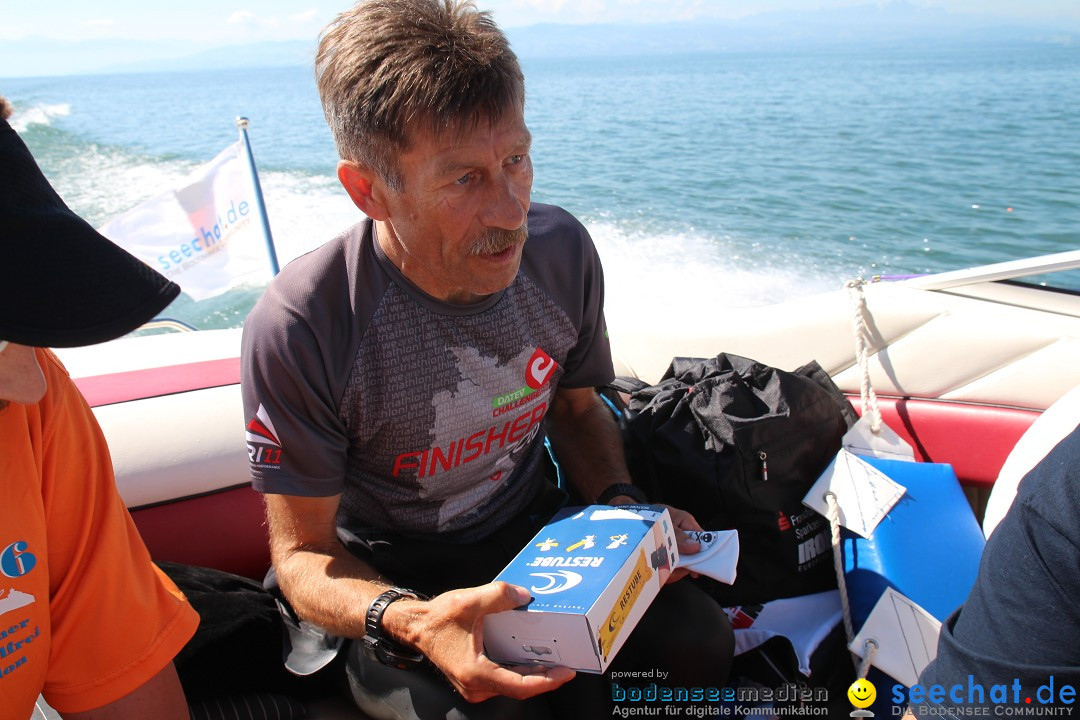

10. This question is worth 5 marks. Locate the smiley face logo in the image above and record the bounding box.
[847,678,876,709]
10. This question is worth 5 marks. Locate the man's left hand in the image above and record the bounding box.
[663,504,703,584]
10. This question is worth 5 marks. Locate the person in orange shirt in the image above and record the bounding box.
[0,97,199,718]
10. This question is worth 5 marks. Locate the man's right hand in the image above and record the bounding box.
[265,494,574,702]
[386,581,576,703]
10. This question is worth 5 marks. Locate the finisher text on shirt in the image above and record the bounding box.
[392,402,548,478]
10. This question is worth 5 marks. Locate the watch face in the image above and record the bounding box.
[363,637,424,670]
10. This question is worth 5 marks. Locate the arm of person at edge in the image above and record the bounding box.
[66,663,188,720]
[545,385,702,583]
[264,491,576,703]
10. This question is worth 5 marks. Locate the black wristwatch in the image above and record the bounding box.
[362,587,427,670]
[595,482,649,505]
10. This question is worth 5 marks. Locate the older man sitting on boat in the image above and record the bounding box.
[239,1,733,718]
[0,96,199,719]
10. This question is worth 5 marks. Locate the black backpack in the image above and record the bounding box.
[609,353,857,606]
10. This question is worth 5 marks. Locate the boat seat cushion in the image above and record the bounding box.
[853,396,1039,490]
[981,382,1080,538]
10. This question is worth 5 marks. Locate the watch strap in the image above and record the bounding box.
[362,587,426,669]
[595,482,648,505]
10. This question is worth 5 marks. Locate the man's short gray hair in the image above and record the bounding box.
[316,0,525,189]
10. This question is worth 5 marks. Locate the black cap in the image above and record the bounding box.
[0,117,180,347]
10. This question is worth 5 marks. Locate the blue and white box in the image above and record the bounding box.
[484,504,679,673]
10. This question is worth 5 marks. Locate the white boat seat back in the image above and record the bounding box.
[983,381,1080,538]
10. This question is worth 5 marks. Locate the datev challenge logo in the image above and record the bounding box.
[491,347,558,418]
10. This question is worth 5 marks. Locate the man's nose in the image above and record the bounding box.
[482,172,528,230]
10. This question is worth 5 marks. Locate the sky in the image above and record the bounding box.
[3,0,1080,44]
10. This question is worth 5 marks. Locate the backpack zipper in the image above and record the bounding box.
[759,451,769,481]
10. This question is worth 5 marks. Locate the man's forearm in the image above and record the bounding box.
[266,492,410,641]
[546,388,636,504]
[273,541,391,638]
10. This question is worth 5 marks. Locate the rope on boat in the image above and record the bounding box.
[827,491,879,679]
[826,492,855,645]
[831,281,886,680]
[858,640,879,681]
[845,279,882,434]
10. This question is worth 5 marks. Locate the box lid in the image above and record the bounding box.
[493,505,673,614]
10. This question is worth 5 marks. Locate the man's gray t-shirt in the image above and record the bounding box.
[242,204,614,542]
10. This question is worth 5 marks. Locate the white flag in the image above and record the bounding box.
[100,142,271,302]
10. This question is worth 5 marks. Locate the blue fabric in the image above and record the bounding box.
[843,458,984,628]
[842,457,985,717]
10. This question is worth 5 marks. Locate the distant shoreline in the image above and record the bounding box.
[4,7,1077,79]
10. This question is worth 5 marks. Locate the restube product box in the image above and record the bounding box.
[484,504,679,673]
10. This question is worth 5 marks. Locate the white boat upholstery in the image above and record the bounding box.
[58,327,244,377]
[58,329,250,509]
[610,280,1080,412]
[92,384,248,508]
[52,277,1079,516]
[982,381,1080,538]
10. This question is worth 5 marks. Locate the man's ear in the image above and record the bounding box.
[338,160,389,220]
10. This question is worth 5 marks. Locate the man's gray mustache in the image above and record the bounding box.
[470,223,528,256]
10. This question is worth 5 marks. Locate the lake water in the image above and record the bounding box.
[4,44,1079,331]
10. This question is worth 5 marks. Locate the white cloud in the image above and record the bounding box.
[289,9,321,24]
[83,18,117,28]
[483,0,730,26]
[521,0,569,10]
[226,9,306,33]
[227,10,257,25]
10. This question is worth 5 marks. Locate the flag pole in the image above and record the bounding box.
[235,116,280,276]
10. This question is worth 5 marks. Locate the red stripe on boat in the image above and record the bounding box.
[74,357,241,407]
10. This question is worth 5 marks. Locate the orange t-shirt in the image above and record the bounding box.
[0,349,199,716]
